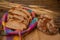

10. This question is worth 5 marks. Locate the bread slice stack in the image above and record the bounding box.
[5,6,32,30]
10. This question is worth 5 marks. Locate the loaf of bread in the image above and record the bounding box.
[6,6,32,30]
[37,14,58,34]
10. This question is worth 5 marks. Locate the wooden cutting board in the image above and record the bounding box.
[24,29,60,40]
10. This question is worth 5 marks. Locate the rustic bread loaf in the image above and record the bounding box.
[5,6,32,30]
[37,14,58,34]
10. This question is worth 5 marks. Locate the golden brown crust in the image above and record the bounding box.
[37,15,58,34]
[6,6,32,30]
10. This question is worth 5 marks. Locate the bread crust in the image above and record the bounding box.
[5,6,32,30]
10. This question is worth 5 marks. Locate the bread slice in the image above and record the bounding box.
[6,20,26,30]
